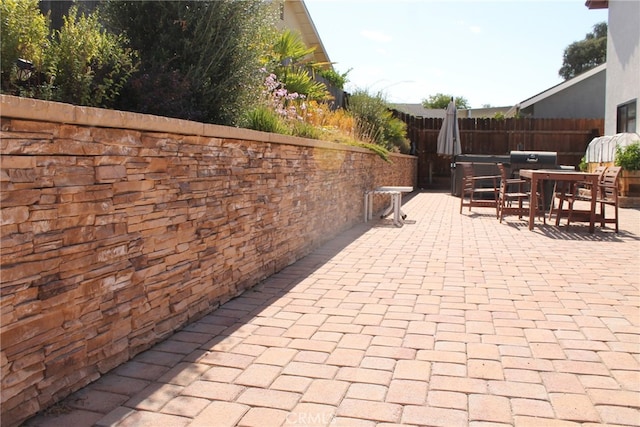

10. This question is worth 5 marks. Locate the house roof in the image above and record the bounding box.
[517,63,606,110]
[391,104,446,118]
[281,0,331,66]
[585,0,609,9]
[391,104,513,119]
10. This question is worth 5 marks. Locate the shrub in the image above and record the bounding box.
[291,121,322,140]
[303,101,355,131]
[317,68,350,90]
[0,0,49,95]
[102,0,276,125]
[615,141,640,171]
[1,1,137,107]
[383,114,411,154]
[579,156,588,172]
[47,6,138,107]
[245,75,390,161]
[347,89,410,154]
[243,106,290,135]
[347,89,387,145]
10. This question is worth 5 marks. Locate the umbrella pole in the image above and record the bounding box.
[429,160,433,186]
[450,157,455,196]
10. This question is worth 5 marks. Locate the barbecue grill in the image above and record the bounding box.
[509,151,558,178]
[509,151,559,209]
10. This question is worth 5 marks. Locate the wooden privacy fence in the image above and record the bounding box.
[395,113,604,189]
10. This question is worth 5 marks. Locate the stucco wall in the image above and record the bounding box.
[604,0,640,134]
[0,95,416,426]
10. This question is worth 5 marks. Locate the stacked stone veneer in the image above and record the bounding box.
[0,95,416,426]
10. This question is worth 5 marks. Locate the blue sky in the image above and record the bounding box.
[304,0,609,108]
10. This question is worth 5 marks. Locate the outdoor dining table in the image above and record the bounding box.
[519,169,600,233]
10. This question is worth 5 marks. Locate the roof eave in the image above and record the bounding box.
[518,63,606,109]
[585,0,609,10]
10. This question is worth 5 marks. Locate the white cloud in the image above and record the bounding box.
[454,19,482,34]
[360,30,393,43]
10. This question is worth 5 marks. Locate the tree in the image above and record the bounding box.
[422,93,469,109]
[264,29,329,101]
[559,22,607,80]
[102,0,278,125]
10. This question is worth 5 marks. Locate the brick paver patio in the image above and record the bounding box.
[25,191,640,427]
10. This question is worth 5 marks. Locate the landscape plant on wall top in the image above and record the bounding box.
[615,141,640,171]
[615,141,640,198]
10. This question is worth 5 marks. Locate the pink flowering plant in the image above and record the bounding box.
[243,69,397,160]
[262,70,306,122]
[243,69,320,138]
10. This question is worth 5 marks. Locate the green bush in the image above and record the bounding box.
[352,141,391,163]
[243,106,290,135]
[347,89,410,154]
[579,156,588,172]
[1,1,137,107]
[383,114,411,154]
[615,141,640,171]
[0,0,49,95]
[317,68,350,90]
[347,89,387,146]
[103,0,276,125]
[47,7,137,107]
[291,121,322,140]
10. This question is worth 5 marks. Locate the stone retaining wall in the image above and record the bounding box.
[0,95,416,426]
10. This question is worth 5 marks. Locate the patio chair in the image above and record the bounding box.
[578,165,608,199]
[497,163,530,223]
[459,163,499,216]
[551,165,607,225]
[567,166,622,232]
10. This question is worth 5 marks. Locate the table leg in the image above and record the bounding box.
[368,192,373,221]
[589,175,596,233]
[553,182,566,226]
[381,199,393,218]
[364,192,369,222]
[539,179,546,225]
[529,176,537,230]
[393,193,401,226]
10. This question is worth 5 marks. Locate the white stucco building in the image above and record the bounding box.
[587,0,639,135]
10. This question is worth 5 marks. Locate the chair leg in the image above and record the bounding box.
[614,203,619,233]
[517,198,522,219]
[555,193,565,226]
[548,182,558,222]
[568,195,579,227]
[539,182,546,225]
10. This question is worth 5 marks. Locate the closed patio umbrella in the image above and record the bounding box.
[437,98,462,194]
[437,98,461,156]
